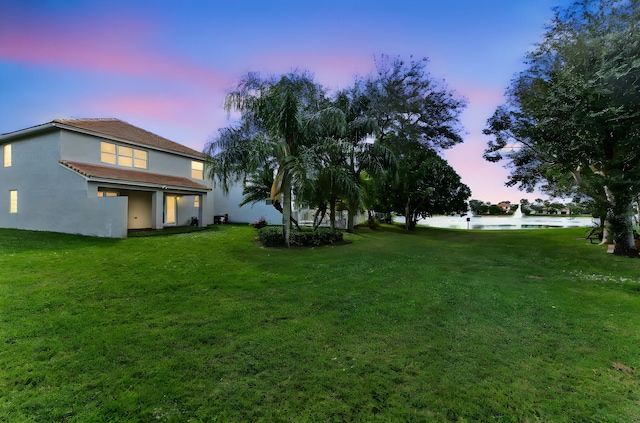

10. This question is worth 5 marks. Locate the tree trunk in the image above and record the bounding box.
[599,218,614,245]
[282,175,292,248]
[272,200,300,229]
[636,194,640,226]
[605,185,638,257]
[329,198,336,230]
[347,205,356,233]
[313,204,326,231]
[599,185,614,245]
[404,199,411,231]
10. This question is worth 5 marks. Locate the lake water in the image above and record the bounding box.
[395,214,597,230]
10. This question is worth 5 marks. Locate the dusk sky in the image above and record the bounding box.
[0,0,573,203]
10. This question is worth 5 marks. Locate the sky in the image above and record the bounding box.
[0,0,573,204]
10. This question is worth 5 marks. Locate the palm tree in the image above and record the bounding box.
[205,71,336,247]
[333,88,394,232]
[299,138,359,230]
[238,162,301,229]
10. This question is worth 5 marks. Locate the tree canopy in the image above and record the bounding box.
[483,0,640,256]
[205,71,337,246]
[205,55,470,241]
[375,146,471,229]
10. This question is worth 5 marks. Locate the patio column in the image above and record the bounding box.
[151,190,164,229]
[198,193,206,226]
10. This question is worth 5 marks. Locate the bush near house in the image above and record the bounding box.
[249,217,267,229]
[258,225,344,247]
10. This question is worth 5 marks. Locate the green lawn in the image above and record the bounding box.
[1,224,639,422]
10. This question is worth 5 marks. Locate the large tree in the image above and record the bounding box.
[361,56,468,229]
[205,71,338,247]
[375,146,471,230]
[331,86,394,232]
[364,56,467,153]
[483,0,640,257]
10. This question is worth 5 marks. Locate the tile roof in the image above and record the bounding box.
[53,118,204,157]
[60,160,211,191]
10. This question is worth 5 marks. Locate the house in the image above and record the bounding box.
[0,118,215,238]
[496,202,512,212]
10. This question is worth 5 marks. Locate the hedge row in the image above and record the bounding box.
[257,226,344,247]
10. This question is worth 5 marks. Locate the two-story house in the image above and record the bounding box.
[0,118,214,238]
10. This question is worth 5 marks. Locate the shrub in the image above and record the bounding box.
[296,227,343,246]
[257,226,284,247]
[257,226,343,247]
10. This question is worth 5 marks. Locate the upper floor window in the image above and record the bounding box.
[101,142,147,169]
[191,161,204,179]
[3,144,11,167]
[9,190,17,213]
[100,142,116,165]
[118,146,133,167]
[133,149,148,169]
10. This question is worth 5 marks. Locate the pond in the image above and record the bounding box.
[395,214,597,230]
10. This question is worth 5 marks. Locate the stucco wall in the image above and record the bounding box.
[60,131,102,163]
[58,128,214,227]
[59,129,204,180]
[175,194,201,226]
[212,182,282,224]
[0,131,128,237]
[125,190,153,229]
[1,127,214,236]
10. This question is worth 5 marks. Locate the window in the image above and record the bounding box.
[3,144,11,167]
[101,142,147,169]
[9,190,17,213]
[165,195,177,225]
[134,150,148,169]
[118,146,133,167]
[100,142,116,164]
[191,161,204,179]
[98,190,118,197]
[194,196,200,207]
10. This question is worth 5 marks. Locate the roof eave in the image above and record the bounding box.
[0,122,58,142]
[86,177,212,192]
[1,121,206,160]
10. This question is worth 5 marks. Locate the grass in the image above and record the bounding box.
[1,224,639,422]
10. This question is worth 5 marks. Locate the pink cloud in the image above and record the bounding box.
[0,13,231,90]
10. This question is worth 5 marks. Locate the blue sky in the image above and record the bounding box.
[0,0,572,203]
